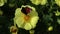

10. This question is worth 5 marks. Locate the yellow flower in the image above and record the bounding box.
[0,0,4,6]
[14,5,39,30]
[10,26,18,34]
[0,0,7,7]
[55,0,60,7]
[30,0,47,5]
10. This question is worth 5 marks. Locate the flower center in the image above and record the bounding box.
[25,7,31,14]
[21,7,31,15]
[24,15,30,22]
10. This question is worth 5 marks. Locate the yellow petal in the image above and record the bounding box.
[30,16,39,28]
[24,23,32,30]
[30,0,41,5]
[28,10,38,17]
[40,0,47,5]
[14,8,25,28]
[30,0,47,5]
[27,5,39,28]
[15,17,25,28]
[14,8,22,18]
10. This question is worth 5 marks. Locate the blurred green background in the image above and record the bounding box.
[0,0,60,34]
